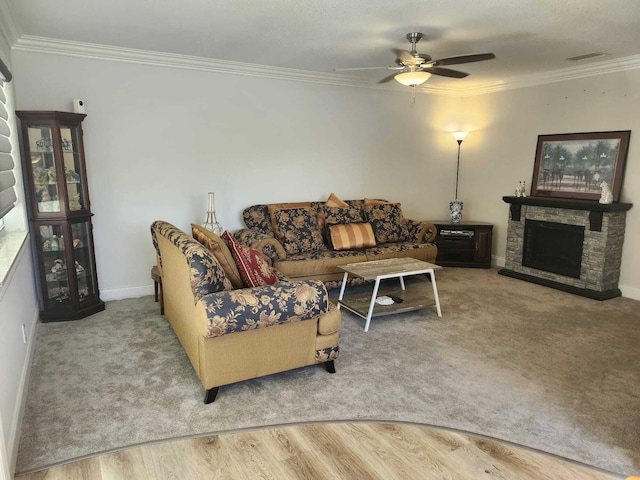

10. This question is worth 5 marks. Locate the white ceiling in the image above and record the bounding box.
[3,0,640,95]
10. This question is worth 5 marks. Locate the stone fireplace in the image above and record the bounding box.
[499,196,632,300]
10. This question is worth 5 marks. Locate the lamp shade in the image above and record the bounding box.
[395,71,431,86]
[452,131,469,142]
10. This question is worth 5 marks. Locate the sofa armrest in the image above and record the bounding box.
[235,229,287,264]
[407,220,437,244]
[197,280,328,339]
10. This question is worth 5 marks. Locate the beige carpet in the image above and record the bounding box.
[15,268,640,476]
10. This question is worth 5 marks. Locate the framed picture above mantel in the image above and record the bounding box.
[530,130,630,201]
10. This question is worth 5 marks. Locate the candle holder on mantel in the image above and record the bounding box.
[202,192,223,235]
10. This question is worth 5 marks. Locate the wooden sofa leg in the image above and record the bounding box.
[324,360,336,374]
[204,387,219,404]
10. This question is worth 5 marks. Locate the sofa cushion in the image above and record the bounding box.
[322,204,365,248]
[364,242,437,263]
[322,205,365,227]
[275,249,368,277]
[222,231,279,288]
[191,224,244,289]
[267,201,312,234]
[271,206,327,255]
[242,204,274,235]
[362,203,410,243]
[325,192,349,208]
[329,223,376,251]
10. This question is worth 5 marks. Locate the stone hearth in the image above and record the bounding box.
[499,196,632,300]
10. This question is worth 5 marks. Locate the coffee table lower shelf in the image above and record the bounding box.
[339,287,437,319]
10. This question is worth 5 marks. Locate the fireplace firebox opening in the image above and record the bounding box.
[522,220,585,279]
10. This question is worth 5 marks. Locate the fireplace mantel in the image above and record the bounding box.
[503,196,632,212]
[499,196,632,300]
[503,196,632,232]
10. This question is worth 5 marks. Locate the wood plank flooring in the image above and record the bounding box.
[16,422,621,480]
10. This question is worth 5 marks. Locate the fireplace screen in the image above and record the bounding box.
[522,220,585,278]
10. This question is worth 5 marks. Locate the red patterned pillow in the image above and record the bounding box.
[221,231,279,288]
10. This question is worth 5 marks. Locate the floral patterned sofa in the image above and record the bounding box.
[235,196,438,287]
[151,220,340,404]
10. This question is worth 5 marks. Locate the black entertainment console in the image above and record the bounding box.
[430,221,493,268]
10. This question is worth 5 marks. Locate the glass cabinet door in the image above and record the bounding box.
[26,124,61,214]
[38,222,70,307]
[60,125,87,212]
[37,219,97,309]
[70,221,96,302]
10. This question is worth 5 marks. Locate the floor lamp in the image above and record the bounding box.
[450,131,469,223]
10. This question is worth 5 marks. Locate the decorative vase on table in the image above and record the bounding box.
[449,131,469,224]
[202,192,223,235]
[449,199,463,223]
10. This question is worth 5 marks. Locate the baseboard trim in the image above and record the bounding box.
[619,283,640,301]
[100,283,154,302]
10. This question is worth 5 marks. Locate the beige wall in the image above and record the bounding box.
[10,49,640,299]
[10,50,446,298]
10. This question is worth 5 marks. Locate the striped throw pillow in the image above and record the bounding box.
[325,192,349,207]
[329,223,376,251]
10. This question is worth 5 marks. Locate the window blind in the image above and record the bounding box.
[0,78,17,219]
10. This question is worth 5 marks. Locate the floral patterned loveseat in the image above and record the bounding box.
[151,220,340,404]
[235,197,438,287]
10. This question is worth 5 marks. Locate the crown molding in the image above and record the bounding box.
[12,35,398,92]
[11,35,640,98]
[453,54,640,97]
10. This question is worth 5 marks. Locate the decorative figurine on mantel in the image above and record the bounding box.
[599,181,613,204]
[514,180,527,197]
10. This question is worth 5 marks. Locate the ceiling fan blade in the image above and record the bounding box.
[378,72,400,84]
[392,48,416,65]
[434,53,496,66]
[334,66,403,72]
[424,67,469,78]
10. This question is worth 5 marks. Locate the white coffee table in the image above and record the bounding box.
[337,257,443,332]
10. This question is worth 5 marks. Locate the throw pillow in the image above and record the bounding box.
[329,223,376,250]
[270,206,327,255]
[221,231,279,288]
[191,224,244,289]
[364,198,388,205]
[362,203,410,244]
[322,205,365,227]
[325,192,349,208]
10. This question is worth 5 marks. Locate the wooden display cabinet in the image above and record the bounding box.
[17,111,104,321]
[431,221,493,268]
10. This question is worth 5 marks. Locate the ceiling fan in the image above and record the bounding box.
[335,32,495,86]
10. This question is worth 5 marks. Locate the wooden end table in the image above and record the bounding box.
[337,257,443,332]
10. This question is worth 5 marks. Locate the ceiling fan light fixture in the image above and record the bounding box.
[394,70,431,86]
